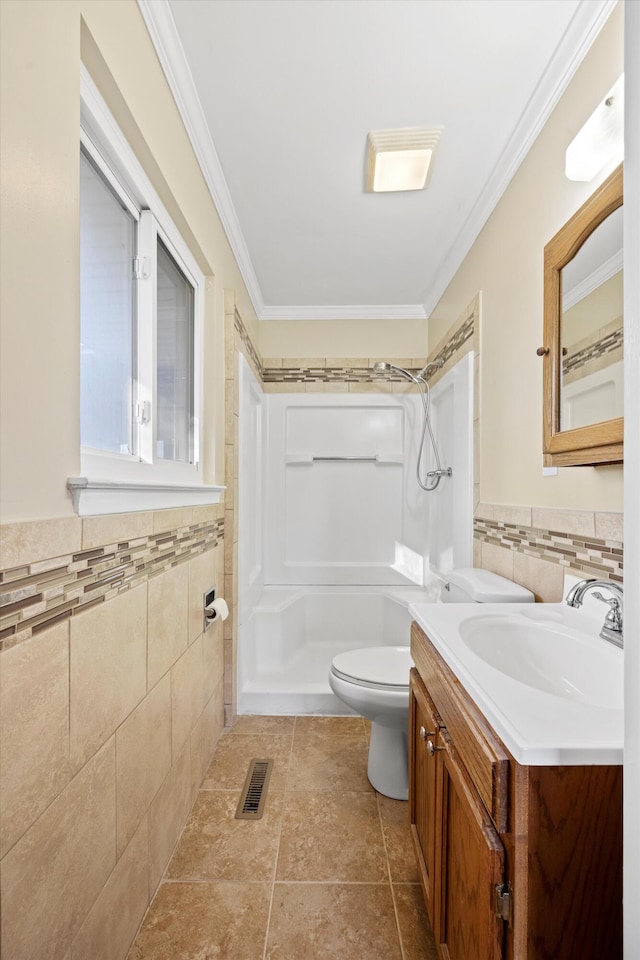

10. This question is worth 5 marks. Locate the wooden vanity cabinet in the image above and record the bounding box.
[410,668,506,960]
[409,622,623,960]
[437,740,506,959]
[408,673,440,924]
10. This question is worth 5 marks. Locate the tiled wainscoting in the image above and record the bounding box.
[0,505,226,960]
[474,504,623,600]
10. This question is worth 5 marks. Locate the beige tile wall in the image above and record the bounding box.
[474,503,623,601]
[0,505,226,960]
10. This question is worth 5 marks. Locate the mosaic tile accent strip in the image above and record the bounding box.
[473,516,623,583]
[260,312,474,384]
[429,312,475,370]
[234,309,263,378]
[233,298,474,388]
[0,517,224,652]
[563,326,623,376]
[261,363,394,383]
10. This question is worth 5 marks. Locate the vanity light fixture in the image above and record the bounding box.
[565,74,624,182]
[366,127,442,193]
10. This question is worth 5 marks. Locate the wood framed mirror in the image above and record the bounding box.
[542,164,623,466]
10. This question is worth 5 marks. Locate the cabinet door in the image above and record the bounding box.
[409,670,440,925]
[436,744,505,960]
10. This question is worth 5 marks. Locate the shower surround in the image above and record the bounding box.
[236,349,474,715]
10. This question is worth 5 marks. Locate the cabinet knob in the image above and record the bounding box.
[419,726,435,741]
[426,739,444,757]
[536,346,549,357]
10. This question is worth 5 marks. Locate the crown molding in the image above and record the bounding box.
[260,304,427,321]
[421,0,618,318]
[137,0,265,318]
[139,0,615,325]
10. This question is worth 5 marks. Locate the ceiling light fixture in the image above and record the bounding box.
[565,74,624,182]
[366,128,442,193]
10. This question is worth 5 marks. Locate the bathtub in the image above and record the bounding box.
[237,582,441,715]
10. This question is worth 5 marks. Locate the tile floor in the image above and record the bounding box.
[127,715,437,959]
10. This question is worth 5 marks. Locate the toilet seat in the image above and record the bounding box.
[330,646,411,691]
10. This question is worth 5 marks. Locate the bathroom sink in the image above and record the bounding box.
[458,615,622,709]
[408,600,624,765]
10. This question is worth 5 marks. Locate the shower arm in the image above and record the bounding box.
[416,359,444,380]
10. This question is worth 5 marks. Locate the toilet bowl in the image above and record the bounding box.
[328,569,534,800]
[329,645,412,800]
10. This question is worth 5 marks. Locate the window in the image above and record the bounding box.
[80,149,137,457]
[77,68,209,505]
[156,237,195,464]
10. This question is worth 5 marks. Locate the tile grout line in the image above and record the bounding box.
[376,790,408,960]
[262,716,297,960]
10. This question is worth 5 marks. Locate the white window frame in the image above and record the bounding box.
[72,67,222,515]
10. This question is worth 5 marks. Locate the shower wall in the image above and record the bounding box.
[238,350,473,610]
[426,353,474,576]
[264,391,428,586]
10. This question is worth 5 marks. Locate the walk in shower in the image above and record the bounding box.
[237,353,474,714]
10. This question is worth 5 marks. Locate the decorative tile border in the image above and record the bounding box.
[234,309,263,378]
[473,516,623,583]
[0,517,224,651]
[233,298,474,388]
[261,363,421,384]
[563,326,623,377]
[259,312,474,386]
[429,312,475,371]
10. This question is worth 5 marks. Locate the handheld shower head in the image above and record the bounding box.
[373,359,443,381]
[372,361,416,382]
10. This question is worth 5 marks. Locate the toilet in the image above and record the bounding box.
[328,568,534,800]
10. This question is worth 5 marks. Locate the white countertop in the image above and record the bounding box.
[408,601,623,766]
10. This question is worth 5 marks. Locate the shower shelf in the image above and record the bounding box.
[284,454,404,465]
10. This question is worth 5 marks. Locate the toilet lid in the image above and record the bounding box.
[331,646,412,688]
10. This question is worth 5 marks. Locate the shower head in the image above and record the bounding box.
[372,361,416,382]
[373,359,443,382]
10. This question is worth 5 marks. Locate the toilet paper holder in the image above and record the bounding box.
[203,587,229,631]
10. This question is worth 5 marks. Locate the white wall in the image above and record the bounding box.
[426,354,474,576]
[263,393,428,585]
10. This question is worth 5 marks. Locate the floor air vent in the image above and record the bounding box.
[235,759,273,820]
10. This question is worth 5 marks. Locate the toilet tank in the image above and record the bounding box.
[441,567,534,603]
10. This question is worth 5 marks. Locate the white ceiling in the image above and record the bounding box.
[140,0,615,320]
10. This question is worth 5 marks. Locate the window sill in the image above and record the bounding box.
[67,477,225,517]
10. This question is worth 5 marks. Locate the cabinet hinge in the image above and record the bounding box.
[494,883,512,925]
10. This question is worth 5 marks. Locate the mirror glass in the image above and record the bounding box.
[560,206,623,431]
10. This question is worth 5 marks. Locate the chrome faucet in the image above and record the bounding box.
[565,578,624,648]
